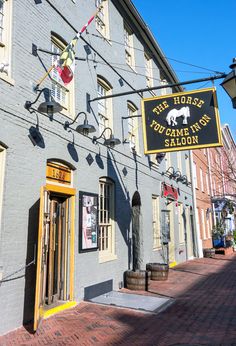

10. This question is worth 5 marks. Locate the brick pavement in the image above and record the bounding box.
[1,254,236,346]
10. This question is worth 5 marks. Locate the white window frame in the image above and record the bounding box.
[144,52,153,88]
[127,102,139,153]
[95,0,109,39]
[0,0,13,84]
[206,173,210,195]
[99,177,116,262]
[97,77,113,136]
[177,152,182,172]
[193,161,198,189]
[200,168,204,192]
[201,209,206,239]
[160,78,168,95]
[124,24,135,69]
[152,195,161,249]
[51,35,75,118]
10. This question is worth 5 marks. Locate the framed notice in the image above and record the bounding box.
[79,191,99,253]
[141,87,223,154]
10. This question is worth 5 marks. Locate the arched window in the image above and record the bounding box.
[51,33,75,118]
[97,76,113,136]
[99,177,115,261]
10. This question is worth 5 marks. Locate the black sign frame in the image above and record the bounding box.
[79,191,99,253]
[141,87,222,154]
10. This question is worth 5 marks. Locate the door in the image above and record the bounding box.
[34,186,75,331]
[34,186,50,330]
[167,203,175,263]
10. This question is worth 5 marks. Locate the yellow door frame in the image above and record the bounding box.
[34,184,76,330]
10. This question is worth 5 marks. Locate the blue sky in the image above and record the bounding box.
[132,0,236,139]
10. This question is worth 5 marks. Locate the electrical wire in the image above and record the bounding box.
[88,32,224,74]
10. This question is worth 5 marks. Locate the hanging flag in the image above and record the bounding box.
[55,2,105,85]
[55,36,78,85]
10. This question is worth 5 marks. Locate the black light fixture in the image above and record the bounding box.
[25,88,63,116]
[92,127,121,148]
[221,58,236,109]
[64,111,96,136]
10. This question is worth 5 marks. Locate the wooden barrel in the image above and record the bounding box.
[146,263,169,281]
[203,248,215,258]
[125,270,150,291]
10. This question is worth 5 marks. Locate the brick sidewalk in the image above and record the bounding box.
[1,254,236,345]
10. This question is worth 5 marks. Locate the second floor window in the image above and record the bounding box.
[51,35,74,116]
[0,0,12,77]
[127,102,139,152]
[97,77,112,135]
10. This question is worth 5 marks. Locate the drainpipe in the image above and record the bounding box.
[189,151,203,258]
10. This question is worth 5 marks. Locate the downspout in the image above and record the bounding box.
[189,151,203,258]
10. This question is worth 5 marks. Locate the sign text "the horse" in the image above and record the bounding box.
[141,87,222,154]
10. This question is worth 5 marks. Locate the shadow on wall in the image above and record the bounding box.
[107,151,132,269]
[23,200,40,330]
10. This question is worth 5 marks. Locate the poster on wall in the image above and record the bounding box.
[141,87,223,154]
[79,191,98,252]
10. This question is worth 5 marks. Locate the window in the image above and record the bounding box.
[193,161,198,188]
[99,177,116,261]
[144,52,153,88]
[201,209,206,239]
[95,0,109,38]
[178,203,184,243]
[165,152,171,171]
[185,154,191,181]
[124,24,135,69]
[0,0,12,80]
[51,35,74,116]
[160,78,168,95]
[127,102,139,153]
[152,195,160,248]
[200,168,204,191]
[177,152,182,171]
[206,173,210,195]
[97,77,113,136]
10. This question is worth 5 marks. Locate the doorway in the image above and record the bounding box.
[34,184,75,330]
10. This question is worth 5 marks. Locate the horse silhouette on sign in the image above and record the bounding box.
[166,106,190,126]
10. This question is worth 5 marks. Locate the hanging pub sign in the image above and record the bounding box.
[162,183,178,201]
[141,87,223,154]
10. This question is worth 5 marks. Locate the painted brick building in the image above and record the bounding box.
[0,0,195,335]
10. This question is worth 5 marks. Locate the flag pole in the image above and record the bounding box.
[35,1,105,89]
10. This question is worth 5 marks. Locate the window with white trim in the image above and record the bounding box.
[200,168,204,192]
[99,177,115,261]
[97,77,113,136]
[127,102,139,153]
[193,161,198,188]
[160,78,168,95]
[177,152,182,171]
[124,24,135,69]
[178,203,184,243]
[144,52,153,88]
[51,35,74,117]
[206,172,210,195]
[201,209,206,239]
[0,0,12,78]
[152,195,161,248]
[95,0,109,38]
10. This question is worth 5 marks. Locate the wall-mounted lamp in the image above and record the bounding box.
[221,58,236,109]
[163,166,180,179]
[64,111,96,136]
[177,174,189,185]
[25,88,63,117]
[92,127,121,148]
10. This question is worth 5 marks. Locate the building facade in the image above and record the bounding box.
[0,0,195,335]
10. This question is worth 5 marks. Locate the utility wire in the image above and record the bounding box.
[88,32,224,74]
